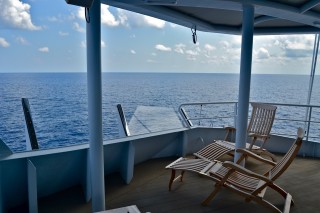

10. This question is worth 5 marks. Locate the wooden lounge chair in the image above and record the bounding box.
[166,127,304,213]
[198,102,278,161]
[166,141,235,191]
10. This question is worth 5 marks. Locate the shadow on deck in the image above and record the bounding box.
[9,155,320,213]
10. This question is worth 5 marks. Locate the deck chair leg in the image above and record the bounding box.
[180,171,185,182]
[248,137,257,150]
[201,184,221,206]
[250,196,283,213]
[169,170,185,191]
[270,184,295,206]
[169,169,176,191]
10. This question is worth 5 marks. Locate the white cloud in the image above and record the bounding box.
[169,23,178,28]
[185,49,199,61]
[256,35,313,48]
[16,36,29,45]
[270,35,314,50]
[220,41,230,49]
[231,36,242,48]
[76,6,166,29]
[81,41,86,48]
[204,44,216,51]
[174,43,186,54]
[48,15,71,23]
[254,35,315,59]
[117,9,166,29]
[185,49,199,56]
[101,40,106,48]
[131,49,136,54]
[0,37,10,47]
[256,47,270,59]
[203,43,216,58]
[73,22,85,32]
[38,47,49,52]
[59,31,69,36]
[77,8,85,20]
[48,16,59,22]
[220,37,241,61]
[101,5,120,27]
[155,44,171,51]
[142,15,165,28]
[0,0,41,30]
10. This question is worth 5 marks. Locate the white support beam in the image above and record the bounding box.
[234,4,254,163]
[86,0,105,211]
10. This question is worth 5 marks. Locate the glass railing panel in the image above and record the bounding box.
[127,105,185,136]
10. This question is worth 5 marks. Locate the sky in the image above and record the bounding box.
[0,0,319,74]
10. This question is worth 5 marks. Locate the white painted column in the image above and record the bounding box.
[234,4,254,163]
[86,0,105,211]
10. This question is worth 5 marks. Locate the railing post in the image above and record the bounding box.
[180,107,193,127]
[234,102,238,127]
[22,98,39,151]
[306,106,312,142]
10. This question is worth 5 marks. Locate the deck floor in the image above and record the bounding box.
[9,154,320,213]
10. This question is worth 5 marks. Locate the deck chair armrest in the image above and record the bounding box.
[223,161,271,183]
[236,149,276,166]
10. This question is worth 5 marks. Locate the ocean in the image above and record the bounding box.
[0,73,319,152]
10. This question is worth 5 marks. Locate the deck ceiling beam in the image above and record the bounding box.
[103,0,320,34]
[103,0,241,34]
[300,0,320,14]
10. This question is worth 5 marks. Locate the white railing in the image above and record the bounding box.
[179,102,320,142]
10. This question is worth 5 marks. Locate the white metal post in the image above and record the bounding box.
[305,34,319,141]
[234,4,254,163]
[86,0,105,211]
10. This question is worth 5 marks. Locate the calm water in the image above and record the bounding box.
[0,73,319,152]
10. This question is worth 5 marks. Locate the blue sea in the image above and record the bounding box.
[0,73,319,152]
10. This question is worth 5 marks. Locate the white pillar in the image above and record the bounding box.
[86,0,105,211]
[234,4,254,163]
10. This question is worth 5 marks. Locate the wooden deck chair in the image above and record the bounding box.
[166,140,235,191]
[166,128,304,213]
[201,102,278,161]
[200,127,304,212]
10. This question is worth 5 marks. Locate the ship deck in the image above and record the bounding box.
[9,154,320,213]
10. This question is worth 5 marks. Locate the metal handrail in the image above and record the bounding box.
[179,102,320,142]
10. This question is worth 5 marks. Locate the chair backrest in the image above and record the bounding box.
[269,127,304,180]
[247,103,277,137]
